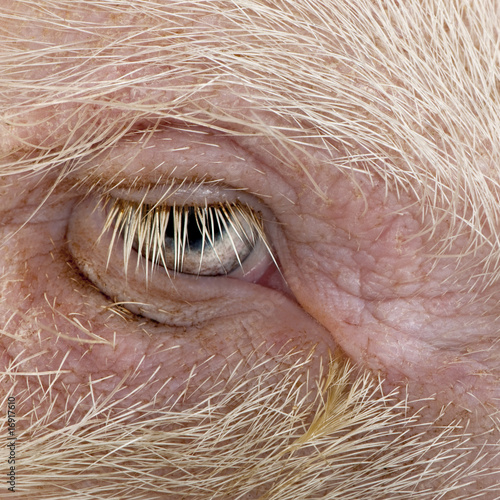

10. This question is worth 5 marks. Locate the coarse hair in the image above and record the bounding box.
[1,0,500,498]
[0,348,490,499]
[1,0,499,285]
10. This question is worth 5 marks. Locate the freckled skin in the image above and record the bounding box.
[1,0,500,497]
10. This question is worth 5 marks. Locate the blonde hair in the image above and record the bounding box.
[1,1,499,497]
[1,0,499,286]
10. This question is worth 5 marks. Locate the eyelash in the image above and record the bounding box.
[100,196,273,278]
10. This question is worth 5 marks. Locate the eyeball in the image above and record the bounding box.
[102,197,274,277]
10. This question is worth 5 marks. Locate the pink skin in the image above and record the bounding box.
[2,171,335,413]
[3,123,498,425]
[1,0,500,492]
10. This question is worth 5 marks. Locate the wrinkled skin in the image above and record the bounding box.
[1,0,500,498]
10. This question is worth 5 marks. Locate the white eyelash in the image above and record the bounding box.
[100,196,274,279]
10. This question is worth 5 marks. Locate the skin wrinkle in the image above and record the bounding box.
[0,0,500,498]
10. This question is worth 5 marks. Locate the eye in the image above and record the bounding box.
[67,183,289,326]
[102,196,273,278]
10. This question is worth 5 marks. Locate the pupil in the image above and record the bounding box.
[164,207,223,249]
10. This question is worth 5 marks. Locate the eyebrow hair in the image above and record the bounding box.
[1,0,499,282]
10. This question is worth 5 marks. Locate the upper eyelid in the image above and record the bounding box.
[86,176,273,219]
[107,179,249,205]
[64,124,300,218]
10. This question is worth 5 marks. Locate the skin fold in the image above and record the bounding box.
[0,0,499,498]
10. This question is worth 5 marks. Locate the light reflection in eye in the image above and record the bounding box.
[101,197,272,277]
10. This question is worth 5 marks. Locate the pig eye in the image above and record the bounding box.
[101,197,274,278]
[67,190,282,326]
